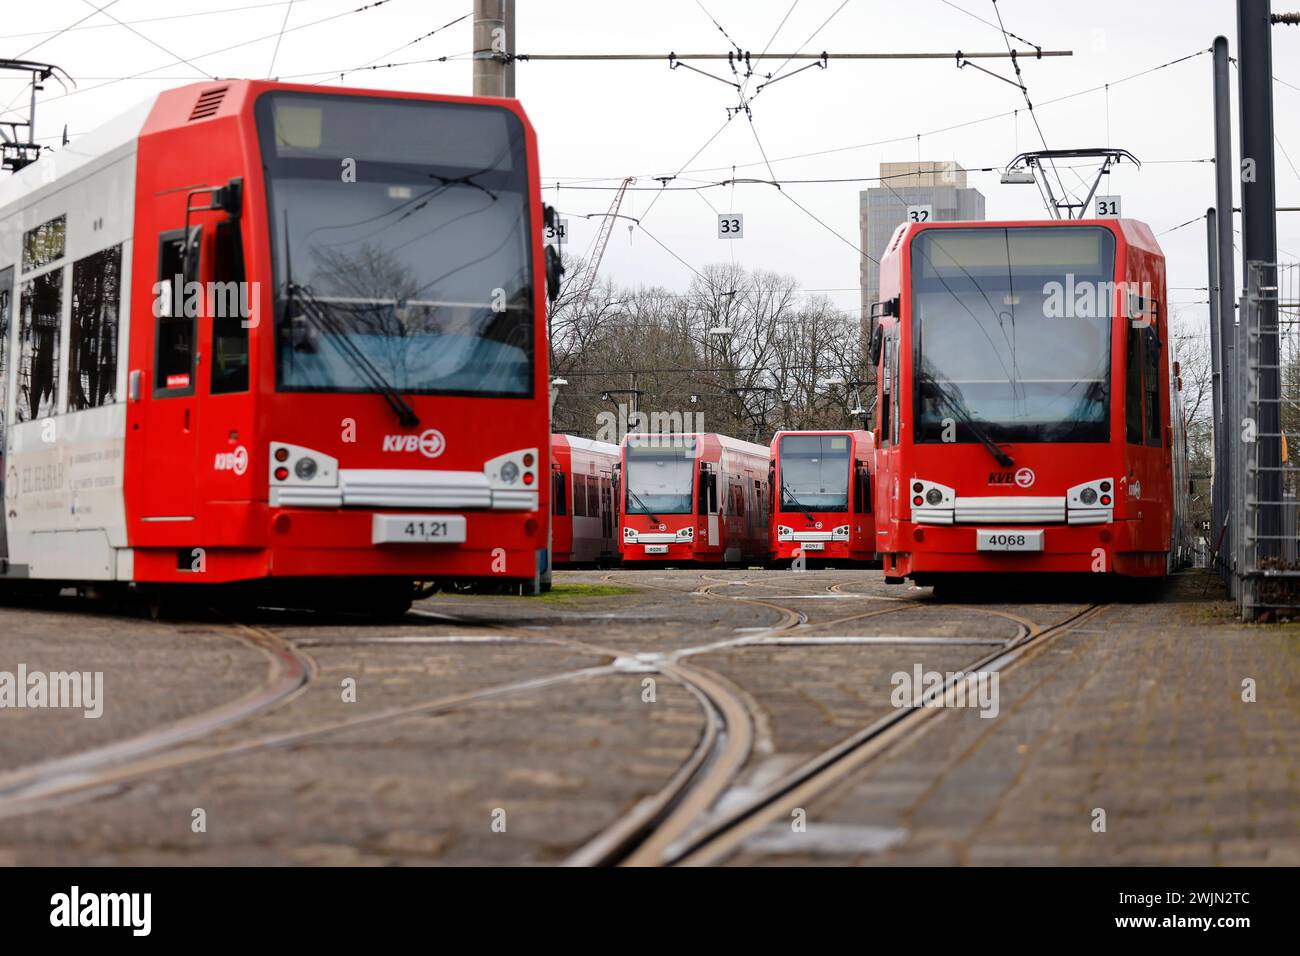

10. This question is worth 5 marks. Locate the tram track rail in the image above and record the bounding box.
[0,572,1105,870]
[570,571,1104,866]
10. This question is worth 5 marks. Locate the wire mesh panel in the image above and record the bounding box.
[1238,260,1300,618]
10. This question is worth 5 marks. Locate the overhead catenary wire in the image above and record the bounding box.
[0,0,400,122]
[311,11,472,85]
[986,0,1070,213]
[0,0,329,41]
[539,48,1210,190]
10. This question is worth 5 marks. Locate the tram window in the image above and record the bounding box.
[586,475,599,514]
[155,230,198,395]
[572,473,587,517]
[698,467,717,515]
[1125,325,1144,444]
[211,220,250,394]
[16,268,63,422]
[879,334,892,445]
[1144,321,1162,447]
[0,270,10,453]
[551,469,566,515]
[855,465,871,514]
[22,215,66,272]
[68,245,122,411]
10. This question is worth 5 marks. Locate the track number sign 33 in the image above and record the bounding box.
[717,213,743,239]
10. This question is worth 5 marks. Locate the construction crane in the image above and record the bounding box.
[569,176,635,319]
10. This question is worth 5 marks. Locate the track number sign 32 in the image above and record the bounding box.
[717,213,743,239]
[906,204,933,223]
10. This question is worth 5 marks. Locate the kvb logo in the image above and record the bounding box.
[382,429,446,459]
[213,445,248,475]
[988,466,1036,488]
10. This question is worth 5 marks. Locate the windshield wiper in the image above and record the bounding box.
[626,487,660,524]
[920,370,1014,468]
[282,211,420,428]
[781,480,818,526]
[291,287,421,428]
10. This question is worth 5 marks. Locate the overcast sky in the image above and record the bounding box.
[4,0,1298,335]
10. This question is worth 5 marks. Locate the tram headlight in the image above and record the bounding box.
[294,457,318,481]
[925,488,943,506]
[1079,487,1098,505]
[500,461,520,485]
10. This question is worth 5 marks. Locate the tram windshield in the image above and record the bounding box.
[257,91,534,397]
[625,442,696,515]
[779,435,851,512]
[911,226,1116,443]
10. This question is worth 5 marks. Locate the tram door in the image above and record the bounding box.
[0,267,11,561]
[137,228,201,522]
[599,474,613,552]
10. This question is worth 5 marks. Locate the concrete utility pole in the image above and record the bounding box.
[473,0,515,97]
[1236,2,1281,558]
[1212,36,1237,558]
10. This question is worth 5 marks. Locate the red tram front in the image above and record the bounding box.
[0,80,553,612]
[870,218,1189,589]
[617,433,770,566]
[769,429,876,566]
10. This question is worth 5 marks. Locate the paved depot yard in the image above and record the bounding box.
[0,568,1295,865]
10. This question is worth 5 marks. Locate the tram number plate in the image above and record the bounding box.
[373,514,467,544]
[799,542,825,551]
[976,530,1043,552]
[644,544,669,554]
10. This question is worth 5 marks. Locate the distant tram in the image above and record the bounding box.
[869,218,1192,591]
[769,429,876,566]
[0,80,558,614]
[550,434,619,566]
[617,432,770,565]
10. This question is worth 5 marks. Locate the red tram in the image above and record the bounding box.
[769,429,876,565]
[870,218,1191,590]
[550,434,619,566]
[617,432,770,565]
[0,80,556,613]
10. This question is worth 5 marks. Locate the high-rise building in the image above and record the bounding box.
[859,161,986,324]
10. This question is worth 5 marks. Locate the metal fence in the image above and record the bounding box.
[1228,260,1300,618]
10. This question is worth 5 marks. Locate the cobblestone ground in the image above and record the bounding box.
[726,573,1300,866]
[0,569,1294,865]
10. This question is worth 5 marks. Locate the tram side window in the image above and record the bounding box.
[1125,324,1144,444]
[156,230,201,394]
[879,334,892,445]
[572,473,587,517]
[1143,317,1162,447]
[211,220,250,394]
[586,475,599,515]
[16,268,63,422]
[890,327,900,445]
[69,245,122,411]
[698,466,718,515]
[0,271,10,451]
[551,469,567,515]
